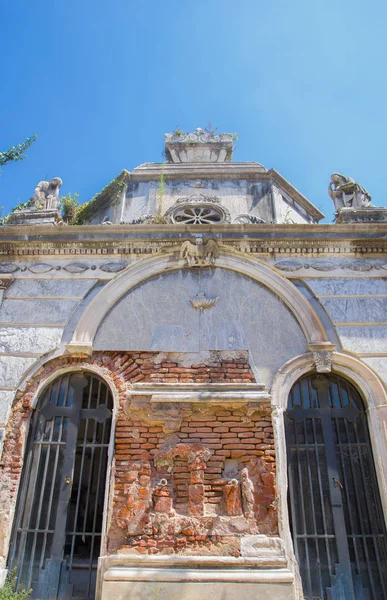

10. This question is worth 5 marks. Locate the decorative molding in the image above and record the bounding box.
[165,194,231,224]
[100,261,128,272]
[234,214,267,224]
[0,264,19,273]
[1,224,387,258]
[274,258,387,272]
[130,382,270,408]
[63,263,90,273]
[28,263,56,274]
[190,292,220,311]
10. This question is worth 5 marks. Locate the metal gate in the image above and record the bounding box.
[9,372,113,600]
[285,373,387,599]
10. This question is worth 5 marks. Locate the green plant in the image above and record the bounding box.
[131,213,168,224]
[0,568,31,600]
[156,162,166,215]
[174,126,184,137]
[59,192,80,224]
[0,135,37,172]
[283,207,295,224]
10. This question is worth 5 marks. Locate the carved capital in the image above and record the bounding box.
[0,277,13,290]
[308,342,336,373]
[312,351,333,373]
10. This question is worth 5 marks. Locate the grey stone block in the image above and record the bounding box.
[5,279,96,298]
[306,277,387,297]
[337,326,387,353]
[321,297,387,323]
[0,299,78,325]
[0,391,14,425]
[0,326,63,354]
[0,356,37,387]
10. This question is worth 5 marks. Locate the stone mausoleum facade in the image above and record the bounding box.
[0,129,387,600]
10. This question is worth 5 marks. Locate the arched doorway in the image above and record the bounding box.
[285,373,387,599]
[8,372,113,600]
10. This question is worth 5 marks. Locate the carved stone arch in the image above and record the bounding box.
[68,248,329,352]
[270,350,387,590]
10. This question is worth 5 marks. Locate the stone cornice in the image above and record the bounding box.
[0,223,387,257]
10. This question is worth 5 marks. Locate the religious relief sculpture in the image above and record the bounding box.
[180,238,220,267]
[224,479,243,516]
[154,442,212,517]
[29,177,63,210]
[241,468,255,519]
[328,173,372,211]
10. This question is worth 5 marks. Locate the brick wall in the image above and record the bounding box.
[0,351,277,563]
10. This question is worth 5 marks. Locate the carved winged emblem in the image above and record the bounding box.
[180,238,220,267]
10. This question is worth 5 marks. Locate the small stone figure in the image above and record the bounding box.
[328,173,372,211]
[224,479,243,516]
[29,177,63,210]
[241,468,255,519]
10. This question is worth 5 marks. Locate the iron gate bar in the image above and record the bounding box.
[286,374,387,599]
[337,378,385,598]
[8,372,113,600]
[340,384,386,598]
[311,414,334,581]
[86,388,108,598]
[15,374,70,591]
[303,416,324,599]
[67,375,94,572]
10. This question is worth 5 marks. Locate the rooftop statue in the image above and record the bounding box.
[329,173,372,211]
[29,177,63,210]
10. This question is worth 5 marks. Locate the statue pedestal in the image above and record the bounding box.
[336,207,387,223]
[6,208,61,226]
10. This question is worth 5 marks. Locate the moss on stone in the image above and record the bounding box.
[75,169,130,224]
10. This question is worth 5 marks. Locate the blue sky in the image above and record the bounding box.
[1,0,386,221]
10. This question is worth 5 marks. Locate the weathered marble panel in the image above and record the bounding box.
[363,357,387,387]
[0,299,78,325]
[337,326,387,353]
[95,268,306,387]
[321,298,387,323]
[305,278,387,297]
[0,356,37,387]
[5,279,97,298]
[0,326,63,354]
[0,391,14,425]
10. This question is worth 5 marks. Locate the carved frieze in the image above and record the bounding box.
[63,263,90,273]
[100,261,128,272]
